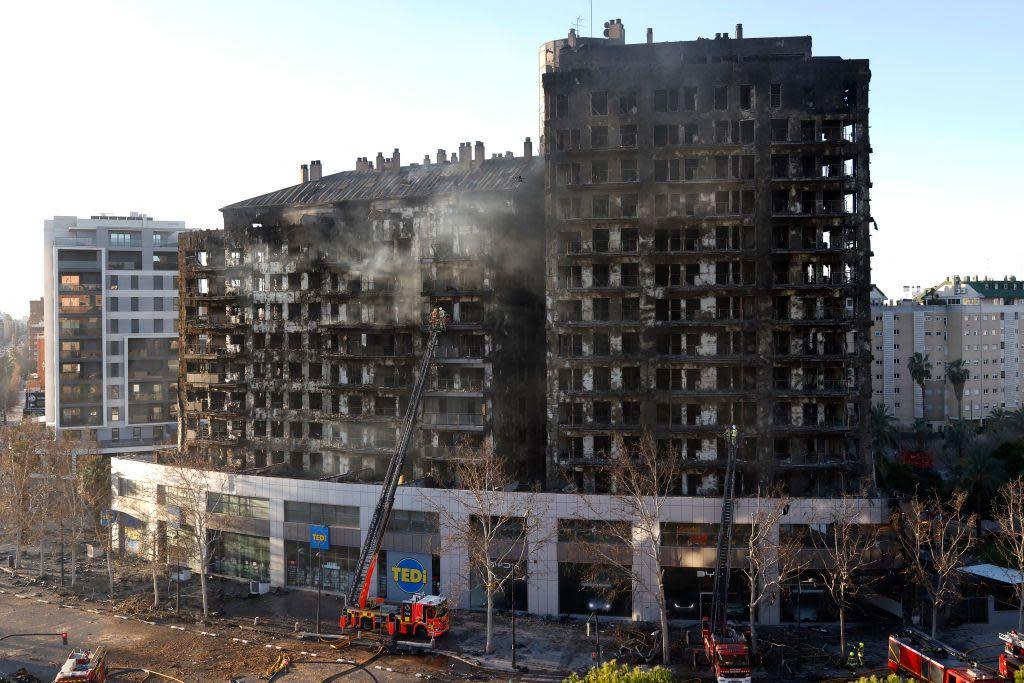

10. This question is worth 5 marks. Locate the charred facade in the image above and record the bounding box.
[542,26,873,494]
[179,144,545,482]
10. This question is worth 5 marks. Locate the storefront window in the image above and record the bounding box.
[284,501,359,528]
[660,522,752,547]
[780,574,835,622]
[209,531,270,581]
[284,540,358,593]
[557,562,631,617]
[207,493,270,520]
[663,566,748,620]
[469,560,527,611]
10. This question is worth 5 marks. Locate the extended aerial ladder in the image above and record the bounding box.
[340,308,451,638]
[701,424,752,683]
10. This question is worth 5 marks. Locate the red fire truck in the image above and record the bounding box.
[53,648,108,682]
[701,619,752,683]
[999,630,1024,678]
[889,629,1005,682]
[342,593,449,638]
[339,312,451,639]
[699,426,751,683]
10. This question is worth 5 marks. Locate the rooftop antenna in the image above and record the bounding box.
[573,15,584,35]
[590,0,593,37]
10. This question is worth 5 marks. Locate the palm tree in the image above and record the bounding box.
[870,404,899,456]
[987,408,1014,439]
[956,443,1007,519]
[944,419,976,463]
[870,404,899,489]
[944,359,970,419]
[908,353,933,420]
[909,418,932,452]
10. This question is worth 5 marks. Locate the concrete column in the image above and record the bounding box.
[269,498,286,587]
[438,491,469,607]
[527,507,559,616]
[632,521,661,622]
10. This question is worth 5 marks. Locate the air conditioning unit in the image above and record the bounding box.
[249,581,270,595]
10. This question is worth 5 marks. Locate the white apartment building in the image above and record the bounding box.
[871,276,1024,426]
[43,213,189,455]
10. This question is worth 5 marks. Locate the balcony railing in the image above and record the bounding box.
[421,412,485,427]
[436,345,486,359]
[774,379,849,391]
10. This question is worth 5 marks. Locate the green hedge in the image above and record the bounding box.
[564,661,674,683]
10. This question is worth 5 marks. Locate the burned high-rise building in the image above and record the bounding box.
[178,23,873,496]
[542,24,873,494]
[179,142,545,482]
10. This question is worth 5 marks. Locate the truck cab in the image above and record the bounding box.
[53,648,108,682]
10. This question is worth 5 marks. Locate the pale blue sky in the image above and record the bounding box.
[1,0,1022,315]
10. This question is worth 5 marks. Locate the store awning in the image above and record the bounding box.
[959,564,1024,585]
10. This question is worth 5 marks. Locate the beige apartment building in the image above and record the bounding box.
[871,276,1024,426]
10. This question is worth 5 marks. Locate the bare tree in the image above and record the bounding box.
[568,432,677,665]
[0,350,22,426]
[811,495,881,659]
[430,440,551,655]
[34,433,80,579]
[742,487,808,655]
[0,422,48,570]
[162,448,221,619]
[893,491,976,638]
[994,477,1024,629]
[68,448,106,588]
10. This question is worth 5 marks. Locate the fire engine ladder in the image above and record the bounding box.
[346,324,442,610]
[709,425,740,635]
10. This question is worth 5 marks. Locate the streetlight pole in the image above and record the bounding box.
[510,571,518,670]
[315,551,322,636]
[59,523,65,588]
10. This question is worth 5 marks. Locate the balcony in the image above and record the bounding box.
[188,313,246,328]
[561,240,640,256]
[422,279,492,296]
[54,236,98,247]
[58,282,102,293]
[774,379,851,394]
[772,237,858,252]
[772,418,855,431]
[436,344,486,360]
[774,309,854,324]
[772,200,853,217]
[420,412,485,428]
[771,272,857,288]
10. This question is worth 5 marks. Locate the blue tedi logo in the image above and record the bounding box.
[391,557,427,594]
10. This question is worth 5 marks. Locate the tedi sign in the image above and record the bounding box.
[385,551,432,599]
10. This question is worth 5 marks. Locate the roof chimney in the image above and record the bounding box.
[474,141,485,167]
[646,27,653,44]
[309,160,322,182]
[459,142,471,166]
[392,148,401,171]
[735,23,743,39]
[300,163,309,184]
[450,152,458,164]
[524,137,533,159]
[423,154,431,165]
[436,149,446,164]
[375,152,385,172]
[603,18,625,44]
